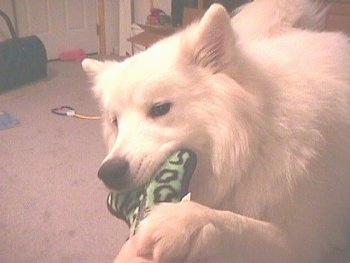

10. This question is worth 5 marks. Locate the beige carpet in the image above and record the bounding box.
[0,61,128,263]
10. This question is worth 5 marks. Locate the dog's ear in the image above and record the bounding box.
[180,4,235,73]
[82,58,106,99]
[82,58,104,77]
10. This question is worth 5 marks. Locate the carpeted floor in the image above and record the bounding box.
[0,61,128,263]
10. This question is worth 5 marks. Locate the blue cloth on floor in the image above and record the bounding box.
[0,111,20,130]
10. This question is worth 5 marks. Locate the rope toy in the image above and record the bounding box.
[107,149,197,237]
[51,106,101,120]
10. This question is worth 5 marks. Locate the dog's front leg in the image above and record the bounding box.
[130,201,291,263]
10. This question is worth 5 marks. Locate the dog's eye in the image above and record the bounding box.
[150,102,172,118]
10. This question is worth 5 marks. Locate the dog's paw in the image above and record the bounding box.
[134,201,221,262]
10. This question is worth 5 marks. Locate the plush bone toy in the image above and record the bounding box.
[107,150,197,237]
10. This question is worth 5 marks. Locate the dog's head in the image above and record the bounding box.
[83,5,259,204]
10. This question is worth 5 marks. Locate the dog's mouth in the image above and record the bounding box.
[98,149,197,193]
[106,149,198,235]
[97,156,159,192]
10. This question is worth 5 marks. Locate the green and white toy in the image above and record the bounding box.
[107,150,197,237]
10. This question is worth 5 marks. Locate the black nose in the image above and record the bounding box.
[98,158,130,190]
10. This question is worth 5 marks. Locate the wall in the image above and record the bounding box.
[0,0,16,41]
[119,0,132,56]
[104,0,120,55]
[118,0,171,56]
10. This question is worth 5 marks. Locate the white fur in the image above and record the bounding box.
[83,1,350,262]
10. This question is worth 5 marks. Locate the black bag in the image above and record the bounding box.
[0,9,47,92]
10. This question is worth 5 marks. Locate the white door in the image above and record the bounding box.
[14,0,99,60]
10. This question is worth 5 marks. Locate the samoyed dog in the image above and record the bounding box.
[83,0,350,262]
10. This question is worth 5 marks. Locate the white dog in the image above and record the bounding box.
[83,0,350,262]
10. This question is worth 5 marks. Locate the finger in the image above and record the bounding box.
[114,237,153,263]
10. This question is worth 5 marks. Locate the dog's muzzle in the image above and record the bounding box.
[98,158,130,190]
